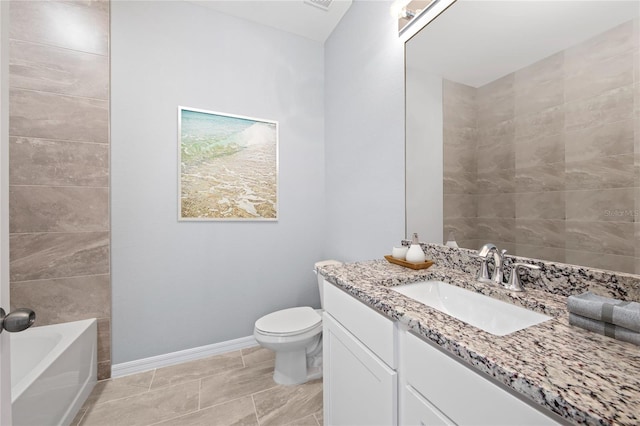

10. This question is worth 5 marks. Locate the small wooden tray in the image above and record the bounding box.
[384,255,434,270]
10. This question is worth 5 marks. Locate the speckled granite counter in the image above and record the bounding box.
[317,259,640,426]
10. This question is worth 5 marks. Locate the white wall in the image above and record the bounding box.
[111,1,325,363]
[324,0,406,262]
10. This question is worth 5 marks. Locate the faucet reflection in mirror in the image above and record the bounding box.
[442,18,640,274]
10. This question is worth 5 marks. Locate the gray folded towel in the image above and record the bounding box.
[567,292,640,332]
[569,313,640,346]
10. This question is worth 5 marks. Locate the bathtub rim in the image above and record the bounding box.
[10,318,98,404]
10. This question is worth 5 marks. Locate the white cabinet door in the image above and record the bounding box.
[323,313,397,426]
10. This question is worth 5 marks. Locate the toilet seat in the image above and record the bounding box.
[255,307,321,336]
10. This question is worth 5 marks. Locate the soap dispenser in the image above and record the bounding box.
[445,230,459,248]
[405,233,426,263]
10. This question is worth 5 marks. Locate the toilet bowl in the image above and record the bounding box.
[253,260,342,385]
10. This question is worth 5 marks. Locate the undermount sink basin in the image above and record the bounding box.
[390,281,551,336]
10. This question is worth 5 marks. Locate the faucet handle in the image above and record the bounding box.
[475,244,495,282]
[505,263,541,292]
[477,258,492,283]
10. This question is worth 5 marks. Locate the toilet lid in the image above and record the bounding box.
[255,307,321,335]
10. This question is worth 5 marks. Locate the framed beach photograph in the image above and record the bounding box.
[178,106,279,221]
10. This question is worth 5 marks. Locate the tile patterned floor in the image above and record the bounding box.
[72,347,323,426]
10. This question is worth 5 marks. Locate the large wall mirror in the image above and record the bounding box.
[406,1,640,274]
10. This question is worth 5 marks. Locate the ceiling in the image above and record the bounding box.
[407,0,640,87]
[189,0,353,43]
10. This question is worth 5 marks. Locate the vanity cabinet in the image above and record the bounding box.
[323,280,397,426]
[322,279,560,426]
[401,332,559,425]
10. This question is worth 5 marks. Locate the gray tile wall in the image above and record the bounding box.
[443,18,640,274]
[8,0,111,379]
[443,79,478,250]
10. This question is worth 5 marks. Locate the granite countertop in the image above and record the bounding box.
[317,259,640,426]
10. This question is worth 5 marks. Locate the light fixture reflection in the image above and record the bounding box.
[391,0,442,37]
[390,0,415,20]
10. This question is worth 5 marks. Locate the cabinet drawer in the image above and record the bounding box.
[402,385,454,426]
[323,280,396,368]
[404,332,559,425]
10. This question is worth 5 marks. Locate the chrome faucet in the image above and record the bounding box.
[476,243,507,285]
[477,244,541,291]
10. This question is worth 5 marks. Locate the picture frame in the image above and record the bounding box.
[178,106,279,221]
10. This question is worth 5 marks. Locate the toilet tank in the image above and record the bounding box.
[314,260,342,308]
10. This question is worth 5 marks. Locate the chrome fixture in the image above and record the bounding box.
[476,243,507,285]
[399,6,416,19]
[494,248,508,284]
[391,0,443,36]
[505,263,541,292]
[476,243,496,282]
[477,244,541,292]
[390,0,416,19]
[0,307,35,333]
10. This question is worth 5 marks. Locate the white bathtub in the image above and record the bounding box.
[10,319,98,426]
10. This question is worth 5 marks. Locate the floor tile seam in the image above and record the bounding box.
[92,376,201,407]
[145,394,261,426]
[242,356,278,368]
[198,380,280,412]
[147,368,157,390]
[144,404,202,426]
[284,414,320,426]
[87,386,151,407]
[201,393,263,412]
[250,383,294,425]
[147,375,211,392]
[249,382,285,400]
[99,377,155,393]
[313,412,322,426]
[197,358,274,383]
[151,351,244,374]
[150,363,248,391]
[87,375,158,406]
[251,394,262,426]
[88,383,203,426]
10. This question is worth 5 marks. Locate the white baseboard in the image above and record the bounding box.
[111,335,258,378]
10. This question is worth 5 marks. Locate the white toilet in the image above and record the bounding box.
[254,260,342,385]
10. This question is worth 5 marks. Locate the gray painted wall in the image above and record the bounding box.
[111,1,325,363]
[324,0,406,262]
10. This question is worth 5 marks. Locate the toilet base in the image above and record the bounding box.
[273,348,308,385]
[271,339,323,385]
